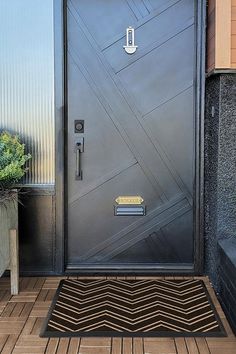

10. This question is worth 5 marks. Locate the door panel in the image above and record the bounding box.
[144,87,194,193]
[117,27,194,116]
[67,56,136,201]
[73,0,137,48]
[66,0,196,269]
[103,0,194,73]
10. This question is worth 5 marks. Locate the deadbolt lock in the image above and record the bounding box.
[74,120,84,133]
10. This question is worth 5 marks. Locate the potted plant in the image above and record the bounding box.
[0,131,31,293]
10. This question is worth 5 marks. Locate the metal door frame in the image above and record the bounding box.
[54,0,206,274]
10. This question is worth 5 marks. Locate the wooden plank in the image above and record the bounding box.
[0,319,25,335]
[0,317,26,322]
[185,338,199,354]
[26,278,41,290]
[34,278,46,290]
[78,348,110,354]
[43,278,64,290]
[45,289,56,301]
[9,229,19,295]
[122,338,132,354]
[19,278,32,291]
[0,290,11,303]
[207,337,236,344]
[231,49,236,63]
[68,338,80,354]
[195,338,210,353]
[20,303,34,318]
[1,303,17,317]
[30,301,50,317]
[133,338,144,354]
[45,338,59,354]
[207,340,236,354]
[13,335,48,354]
[31,318,44,335]
[111,337,122,354]
[231,35,236,48]
[79,337,111,354]
[21,317,37,335]
[232,12,236,65]
[144,338,176,354]
[55,338,70,354]
[15,334,48,347]
[1,334,18,354]
[0,304,6,316]
[232,6,236,20]
[215,0,231,68]
[10,291,38,303]
[11,302,25,317]
[231,21,236,34]
[36,289,49,302]
[174,338,188,354]
[12,347,46,353]
[0,334,8,352]
[218,318,234,338]
[0,279,11,291]
[80,338,111,347]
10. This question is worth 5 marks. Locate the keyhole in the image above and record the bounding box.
[75,122,83,131]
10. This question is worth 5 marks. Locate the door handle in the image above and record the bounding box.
[75,138,84,180]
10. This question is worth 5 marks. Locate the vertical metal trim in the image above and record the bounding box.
[193,0,206,274]
[54,0,65,273]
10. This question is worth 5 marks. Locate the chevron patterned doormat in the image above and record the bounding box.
[41,279,226,337]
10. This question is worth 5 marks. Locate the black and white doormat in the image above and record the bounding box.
[41,279,226,337]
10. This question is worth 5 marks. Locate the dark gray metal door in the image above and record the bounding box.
[66,0,196,270]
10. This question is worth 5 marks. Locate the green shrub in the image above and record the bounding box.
[0,131,31,189]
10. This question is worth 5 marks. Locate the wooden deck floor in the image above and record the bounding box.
[0,276,235,354]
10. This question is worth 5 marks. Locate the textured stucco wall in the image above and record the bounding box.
[216,76,236,239]
[204,73,236,289]
[204,75,220,287]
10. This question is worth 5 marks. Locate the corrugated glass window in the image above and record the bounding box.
[0,0,55,184]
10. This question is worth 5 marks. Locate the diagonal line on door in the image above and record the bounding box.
[78,194,190,262]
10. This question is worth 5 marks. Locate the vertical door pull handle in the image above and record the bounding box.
[75,138,84,180]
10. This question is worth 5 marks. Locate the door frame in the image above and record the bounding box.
[54,0,206,274]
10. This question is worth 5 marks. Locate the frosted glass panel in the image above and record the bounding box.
[0,0,54,184]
